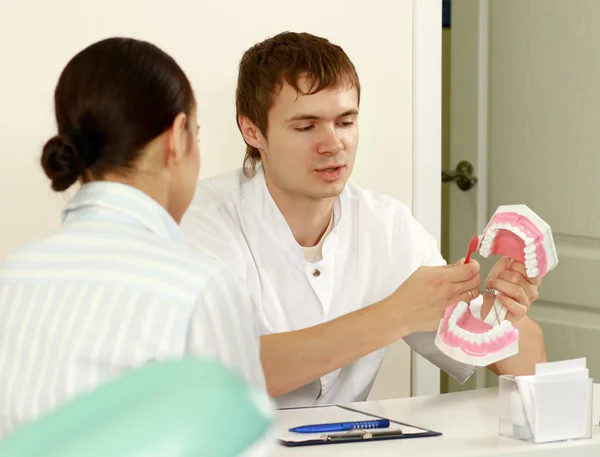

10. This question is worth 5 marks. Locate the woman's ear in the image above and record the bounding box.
[166,112,189,165]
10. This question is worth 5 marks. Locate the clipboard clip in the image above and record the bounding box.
[322,429,404,442]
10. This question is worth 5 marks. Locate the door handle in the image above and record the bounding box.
[442,160,478,191]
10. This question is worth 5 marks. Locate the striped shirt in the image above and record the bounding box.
[0,181,265,438]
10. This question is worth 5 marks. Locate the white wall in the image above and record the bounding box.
[0,0,416,399]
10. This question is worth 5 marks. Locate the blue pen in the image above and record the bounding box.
[289,418,390,433]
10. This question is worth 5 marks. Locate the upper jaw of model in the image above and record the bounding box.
[435,204,558,367]
[478,204,558,279]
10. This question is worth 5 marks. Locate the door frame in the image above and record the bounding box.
[447,0,490,391]
[474,0,490,241]
[411,0,442,396]
[473,1,491,391]
[410,0,491,396]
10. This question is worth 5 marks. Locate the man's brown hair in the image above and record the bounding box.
[235,31,361,177]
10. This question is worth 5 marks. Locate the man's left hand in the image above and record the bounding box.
[482,256,541,323]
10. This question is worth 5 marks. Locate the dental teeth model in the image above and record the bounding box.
[435,204,558,367]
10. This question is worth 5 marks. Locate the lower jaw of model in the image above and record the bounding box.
[435,204,558,367]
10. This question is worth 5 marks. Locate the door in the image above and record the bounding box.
[443,0,600,393]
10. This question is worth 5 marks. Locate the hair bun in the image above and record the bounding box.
[41,135,86,191]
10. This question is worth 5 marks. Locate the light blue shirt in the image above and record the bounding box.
[0,181,265,437]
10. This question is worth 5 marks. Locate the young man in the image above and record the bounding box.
[180,32,546,407]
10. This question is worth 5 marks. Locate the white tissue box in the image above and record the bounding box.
[498,371,593,443]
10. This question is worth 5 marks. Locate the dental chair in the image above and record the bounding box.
[0,357,274,457]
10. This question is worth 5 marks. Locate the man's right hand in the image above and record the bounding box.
[259,258,481,398]
[387,259,481,334]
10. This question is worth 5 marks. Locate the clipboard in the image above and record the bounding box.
[276,404,441,447]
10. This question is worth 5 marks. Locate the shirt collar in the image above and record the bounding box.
[241,166,346,258]
[61,181,185,245]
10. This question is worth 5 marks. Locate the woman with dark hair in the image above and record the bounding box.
[0,37,265,437]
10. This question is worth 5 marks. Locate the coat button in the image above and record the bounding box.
[312,269,321,277]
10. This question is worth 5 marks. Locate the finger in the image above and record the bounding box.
[497,270,526,285]
[529,276,542,285]
[455,286,480,304]
[507,260,541,284]
[496,293,528,322]
[469,286,481,301]
[489,277,530,307]
[496,270,539,302]
[459,290,473,303]
[507,260,526,275]
[446,259,480,282]
[493,256,512,272]
[451,275,481,302]
[466,274,482,292]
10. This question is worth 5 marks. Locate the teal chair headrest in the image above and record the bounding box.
[0,357,274,457]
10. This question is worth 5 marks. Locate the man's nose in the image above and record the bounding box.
[317,126,343,154]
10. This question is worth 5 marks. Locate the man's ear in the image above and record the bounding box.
[166,112,189,165]
[238,115,265,151]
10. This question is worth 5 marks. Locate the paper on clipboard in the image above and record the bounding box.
[276,405,430,443]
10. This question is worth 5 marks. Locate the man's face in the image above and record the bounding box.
[252,77,359,201]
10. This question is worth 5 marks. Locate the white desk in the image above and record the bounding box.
[274,384,600,456]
